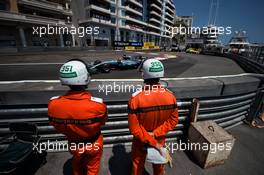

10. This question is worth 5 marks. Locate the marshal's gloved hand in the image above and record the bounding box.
[146,146,173,168]
[166,149,173,168]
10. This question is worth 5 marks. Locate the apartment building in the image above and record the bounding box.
[172,15,193,46]
[0,0,73,51]
[77,0,176,48]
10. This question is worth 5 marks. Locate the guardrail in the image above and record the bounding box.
[225,48,264,74]
[0,74,263,148]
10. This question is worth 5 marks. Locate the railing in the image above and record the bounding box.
[0,74,263,150]
[226,46,264,74]
[0,10,69,26]
[0,92,256,143]
[246,46,264,65]
[18,0,73,15]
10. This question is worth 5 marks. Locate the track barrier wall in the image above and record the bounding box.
[0,74,263,150]
[226,52,264,74]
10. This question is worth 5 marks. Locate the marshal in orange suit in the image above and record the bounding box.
[128,59,179,175]
[48,59,107,175]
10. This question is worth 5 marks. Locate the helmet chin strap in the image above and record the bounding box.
[86,74,91,84]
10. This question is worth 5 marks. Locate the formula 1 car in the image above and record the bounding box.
[88,56,143,74]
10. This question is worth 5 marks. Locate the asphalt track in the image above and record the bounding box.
[0,53,245,81]
[35,124,264,175]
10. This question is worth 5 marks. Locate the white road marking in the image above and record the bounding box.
[0,63,64,66]
[0,73,261,84]
[0,80,60,84]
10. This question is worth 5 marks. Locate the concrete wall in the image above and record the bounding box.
[0,74,261,105]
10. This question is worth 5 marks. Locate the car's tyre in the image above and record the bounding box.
[94,60,102,65]
[102,64,111,73]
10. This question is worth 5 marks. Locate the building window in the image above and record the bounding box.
[121,19,126,26]
[120,31,124,41]
[137,34,140,42]
[111,18,116,24]
[110,6,115,13]
[121,10,126,16]
[121,0,126,6]
[0,2,6,10]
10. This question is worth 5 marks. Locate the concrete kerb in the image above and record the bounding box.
[0,73,261,105]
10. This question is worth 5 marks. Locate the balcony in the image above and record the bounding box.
[125,6,143,16]
[0,10,69,26]
[150,3,162,12]
[120,25,144,32]
[166,5,175,15]
[151,0,162,6]
[165,12,174,20]
[150,11,162,19]
[164,23,171,30]
[147,31,161,36]
[166,0,175,9]
[147,23,161,31]
[80,17,115,27]
[18,0,72,16]
[125,15,147,26]
[165,18,173,25]
[87,5,111,15]
[127,0,143,8]
[149,17,161,25]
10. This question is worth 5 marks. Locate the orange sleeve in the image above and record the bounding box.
[128,98,158,147]
[48,100,69,135]
[153,98,179,138]
[50,122,69,136]
[100,103,108,126]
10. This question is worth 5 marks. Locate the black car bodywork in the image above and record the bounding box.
[88,55,144,75]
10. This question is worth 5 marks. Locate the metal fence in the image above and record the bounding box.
[226,46,264,74]
[246,45,264,65]
[0,91,258,146]
[0,74,263,150]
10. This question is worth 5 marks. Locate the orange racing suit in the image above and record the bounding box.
[128,85,179,175]
[48,91,107,175]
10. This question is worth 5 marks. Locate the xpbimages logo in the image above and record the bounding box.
[32,24,100,38]
[98,82,166,95]
[165,140,233,154]
[165,25,232,37]
[33,140,100,153]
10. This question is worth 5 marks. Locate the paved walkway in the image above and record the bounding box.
[35,124,264,175]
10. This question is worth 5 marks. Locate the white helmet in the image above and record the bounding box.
[140,58,164,80]
[59,60,90,85]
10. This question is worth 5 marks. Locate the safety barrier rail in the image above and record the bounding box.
[226,51,264,74]
[0,74,263,149]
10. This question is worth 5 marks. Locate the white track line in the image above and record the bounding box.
[0,80,60,84]
[0,73,262,84]
[0,63,64,66]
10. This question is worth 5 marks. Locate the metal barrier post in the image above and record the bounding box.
[190,98,200,123]
[246,89,264,124]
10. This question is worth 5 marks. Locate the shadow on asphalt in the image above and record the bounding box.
[108,144,150,175]
[108,144,132,175]
[9,152,47,175]
[61,144,151,175]
[63,158,72,175]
